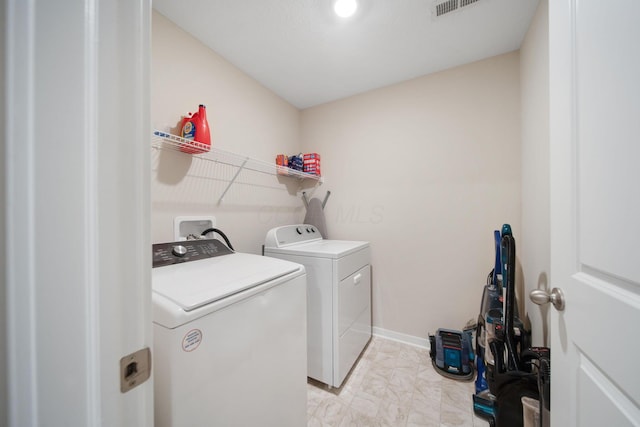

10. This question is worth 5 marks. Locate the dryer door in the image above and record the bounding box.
[336,264,372,387]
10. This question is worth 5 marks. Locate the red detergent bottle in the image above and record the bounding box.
[180,104,211,154]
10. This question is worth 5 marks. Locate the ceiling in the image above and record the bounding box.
[153,0,540,109]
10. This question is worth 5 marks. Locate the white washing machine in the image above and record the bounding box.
[264,224,371,388]
[152,238,307,427]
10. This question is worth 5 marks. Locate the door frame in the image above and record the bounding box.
[3,1,152,425]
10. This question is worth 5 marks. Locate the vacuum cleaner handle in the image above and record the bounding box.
[501,232,520,371]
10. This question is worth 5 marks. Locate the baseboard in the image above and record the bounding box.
[372,327,430,349]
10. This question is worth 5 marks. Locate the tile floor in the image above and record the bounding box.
[306,336,491,427]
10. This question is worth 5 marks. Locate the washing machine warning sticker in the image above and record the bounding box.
[182,329,202,352]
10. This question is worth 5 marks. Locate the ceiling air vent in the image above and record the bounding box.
[435,0,458,17]
[433,0,482,18]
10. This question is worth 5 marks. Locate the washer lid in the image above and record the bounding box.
[265,239,369,259]
[152,253,302,312]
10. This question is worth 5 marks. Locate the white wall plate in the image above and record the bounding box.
[173,216,216,241]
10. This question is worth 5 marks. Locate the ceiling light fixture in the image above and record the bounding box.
[334,0,358,18]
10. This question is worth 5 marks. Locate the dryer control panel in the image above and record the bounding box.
[152,239,234,268]
[264,224,322,248]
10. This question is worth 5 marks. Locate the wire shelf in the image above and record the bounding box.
[151,130,322,203]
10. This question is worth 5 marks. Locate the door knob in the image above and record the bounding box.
[530,287,565,311]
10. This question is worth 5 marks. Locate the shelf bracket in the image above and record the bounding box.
[218,158,249,204]
[322,191,331,209]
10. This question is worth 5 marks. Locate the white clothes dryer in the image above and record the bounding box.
[152,238,307,427]
[264,224,371,388]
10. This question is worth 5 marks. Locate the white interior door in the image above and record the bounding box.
[4,1,152,426]
[549,0,640,426]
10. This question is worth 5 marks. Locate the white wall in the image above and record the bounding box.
[300,53,522,337]
[151,11,309,253]
[520,0,550,346]
[151,11,539,342]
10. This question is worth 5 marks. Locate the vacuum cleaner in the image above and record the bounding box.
[429,328,474,381]
[472,230,503,424]
[472,225,551,427]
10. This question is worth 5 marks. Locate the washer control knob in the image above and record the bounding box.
[296,227,303,235]
[172,245,187,257]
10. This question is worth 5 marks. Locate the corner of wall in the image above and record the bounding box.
[520,0,550,347]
